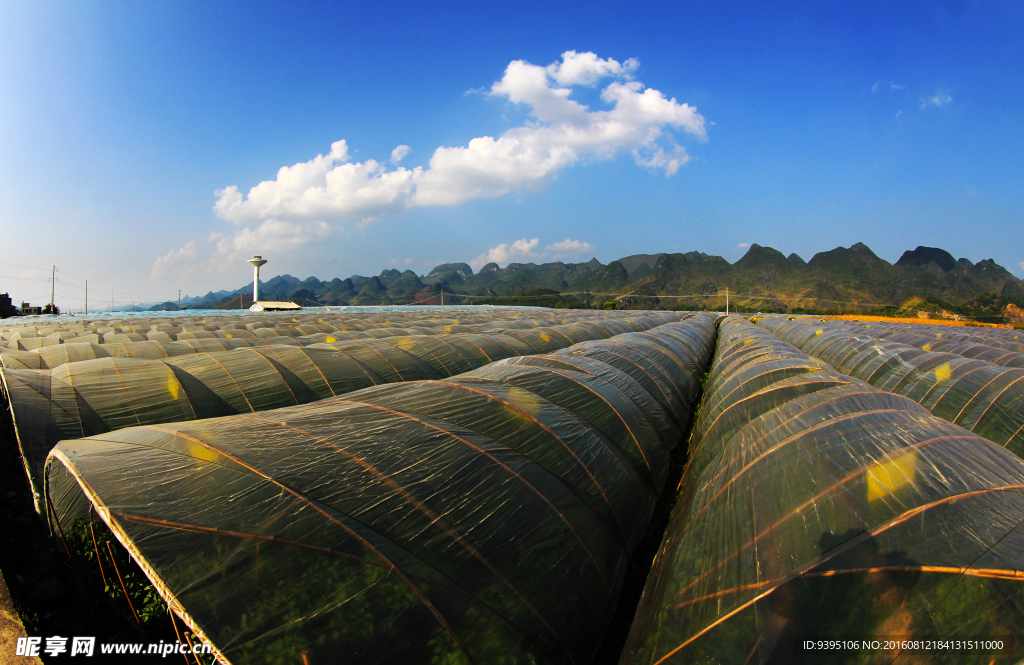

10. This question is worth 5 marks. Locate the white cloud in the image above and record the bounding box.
[213,51,706,219]
[150,219,339,286]
[469,237,597,270]
[634,145,691,176]
[545,50,638,87]
[413,55,704,206]
[151,242,198,279]
[874,81,904,93]
[213,140,420,225]
[199,52,705,281]
[213,219,334,265]
[390,145,411,164]
[545,238,595,256]
[470,238,541,270]
[389,257,415,266]
[1019,260,1024,273]
[737,242,751,249]
[921,91,953,109]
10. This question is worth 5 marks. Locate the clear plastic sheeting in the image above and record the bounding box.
[757,317,1024,461]
[815,319,1024,368]
[3,310,682,370]
[844,320,1024,355]
[3,314,687,512]
[45,314,718,665]
[621,316,1024,664]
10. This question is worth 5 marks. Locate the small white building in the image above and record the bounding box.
[249,301,302,312]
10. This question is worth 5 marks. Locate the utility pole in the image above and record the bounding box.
[178,290,181,311]
[50,265,55,314]
[111,287,114,312]
[441,290,444,310]
[726,287,729,315]
[85,280,88,316]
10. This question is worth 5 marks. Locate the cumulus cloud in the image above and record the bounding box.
[1019,260,1024,273]
[412,56,705,205]
[213,219,334,265]
[634,145,691,176]
[214,140,420,225]
[213,51,706,220]
[391,145,411,164]
[890,83,905,90]
[469,237,597,270]
[921,91,953,109]
[546,50,638,86]
[737,242,751,249]
[151,242,198,279]
[197,52,705,277]
[545,238,596,260]
[470,238,541,270]
[151,221,336,282]
[389,257,415,266]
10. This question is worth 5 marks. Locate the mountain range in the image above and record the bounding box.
[165,243,1024,318]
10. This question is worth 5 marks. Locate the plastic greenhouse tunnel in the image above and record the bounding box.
[44,314,718,665]
[756,316,1024,461]
[3,313,685,513]
[620,316,1024,664]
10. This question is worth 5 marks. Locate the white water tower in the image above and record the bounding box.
[247,256,268,304]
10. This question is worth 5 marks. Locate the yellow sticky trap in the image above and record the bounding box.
[743,338,753,346]
[867,450,918,501]
[922,343,931,351]
[815,329,823,335]
[936,333,943,339]
[168,375,180,400]
[451,320,459,325]
[540,333,551,343]
[935,363,951,381]
[225,333,233,338]
[506,387,543,415]
[443,326,452,333]
[396,338,415,349]
[186,440,221,464]
[324,336,336,343]
[292,318,297,322]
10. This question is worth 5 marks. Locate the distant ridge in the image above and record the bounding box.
[176,242,1023,315]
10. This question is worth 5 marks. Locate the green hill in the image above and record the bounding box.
[183,242,1023,321]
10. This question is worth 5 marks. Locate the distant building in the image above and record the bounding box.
[249,301,302,312]
[0,293,16,318]
[20,302,42,316]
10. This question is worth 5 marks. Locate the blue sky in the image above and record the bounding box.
[2,0,1022,307]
